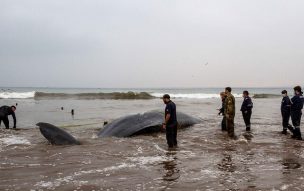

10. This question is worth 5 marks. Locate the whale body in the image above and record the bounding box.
[98,111,201,137]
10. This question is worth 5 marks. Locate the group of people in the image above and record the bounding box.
[218,87,253,138]
[161,88,254,148]
[280,86,304,140]
[218,86,304,140]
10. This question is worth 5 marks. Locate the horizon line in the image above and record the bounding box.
[0,86,299,89]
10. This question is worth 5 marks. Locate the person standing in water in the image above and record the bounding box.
[162,94,178,148]
[224,87,236,138]
[241,90,253,131]
[0,105,17,129]
[290,86,304,140]
[218,92,227,131]
[281,90,292,135]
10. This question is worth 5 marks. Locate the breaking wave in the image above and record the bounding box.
[151,93,243,99]
[252,94,281,98]
[0,91,154,100]
[34,92,154,100]
[0,91,279,100]
[0,91,35,99]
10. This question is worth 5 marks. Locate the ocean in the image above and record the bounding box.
[0,87,289,99]
[0,87,303,190]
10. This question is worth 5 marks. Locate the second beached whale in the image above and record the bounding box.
[98,110,202,137]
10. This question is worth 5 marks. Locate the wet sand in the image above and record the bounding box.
[1,98,304,190]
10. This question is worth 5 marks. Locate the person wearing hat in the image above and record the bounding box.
[162,94,178,148]
[290,86,304,140]
[0,105,17,129]
[281,90,292,135]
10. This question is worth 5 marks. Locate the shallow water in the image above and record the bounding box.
[1,98,304,190]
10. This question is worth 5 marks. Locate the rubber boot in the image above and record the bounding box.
[221,117,227,131]
[291,132,297,139]
[281,128,287,135]
[292,127,301,140]
[288,125,295,135]
[295,127,302,140]
[246,126,251,132]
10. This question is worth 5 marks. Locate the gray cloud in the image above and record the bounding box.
[1,0,303,88]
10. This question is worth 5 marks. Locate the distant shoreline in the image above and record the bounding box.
[0,90,282,100]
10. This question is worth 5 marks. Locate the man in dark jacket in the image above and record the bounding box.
[162,94,178,148]
[241,91,253,131]
[290,86,304,140]
[218,92,227,131]
[281,90,292,135]
[0,105,17,129]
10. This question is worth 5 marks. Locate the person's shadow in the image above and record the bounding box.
[162,150,180,182]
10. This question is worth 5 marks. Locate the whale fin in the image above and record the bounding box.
[36,122,80,145]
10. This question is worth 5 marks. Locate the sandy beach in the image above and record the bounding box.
[0,88,303,190]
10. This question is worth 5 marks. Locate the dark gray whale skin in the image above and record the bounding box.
[98,111,202,137]
[36,122,80,145]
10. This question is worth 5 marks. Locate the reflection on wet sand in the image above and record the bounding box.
[282,158,301,170]
[282,140,302,172]
[162,150,180,182]
[218,143,237,173]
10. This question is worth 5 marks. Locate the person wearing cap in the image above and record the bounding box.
[241,90,253,131]
[0,105,17,129]
[162,94,178,148]
[290,86,304,140]
[281,90,292,135]
[218,92,227,131]
[224,87,236,138]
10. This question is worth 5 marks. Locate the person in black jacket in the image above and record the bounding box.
[241,91,253,131]
[281,90,292,135]
[0,105,17,129]
[290,86,304,140]
[218,92,227,131]
[162,94,178,148]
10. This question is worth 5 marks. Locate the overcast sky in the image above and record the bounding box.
[0,0,303,88]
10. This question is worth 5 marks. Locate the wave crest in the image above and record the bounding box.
[0,91,280,100]
[34,91,154,100]
[0,91,35,99]
[151,93,243,99]
[252,94,281,98]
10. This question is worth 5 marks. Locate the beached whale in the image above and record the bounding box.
[37,111,201,144]
[98,110,201,137]
[36,122,80,145]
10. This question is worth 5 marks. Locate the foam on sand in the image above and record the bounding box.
[0,135,31,146]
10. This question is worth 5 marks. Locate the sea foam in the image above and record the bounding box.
[0,135,31,146]
[0,91,35,99]
[151,93,243,99]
